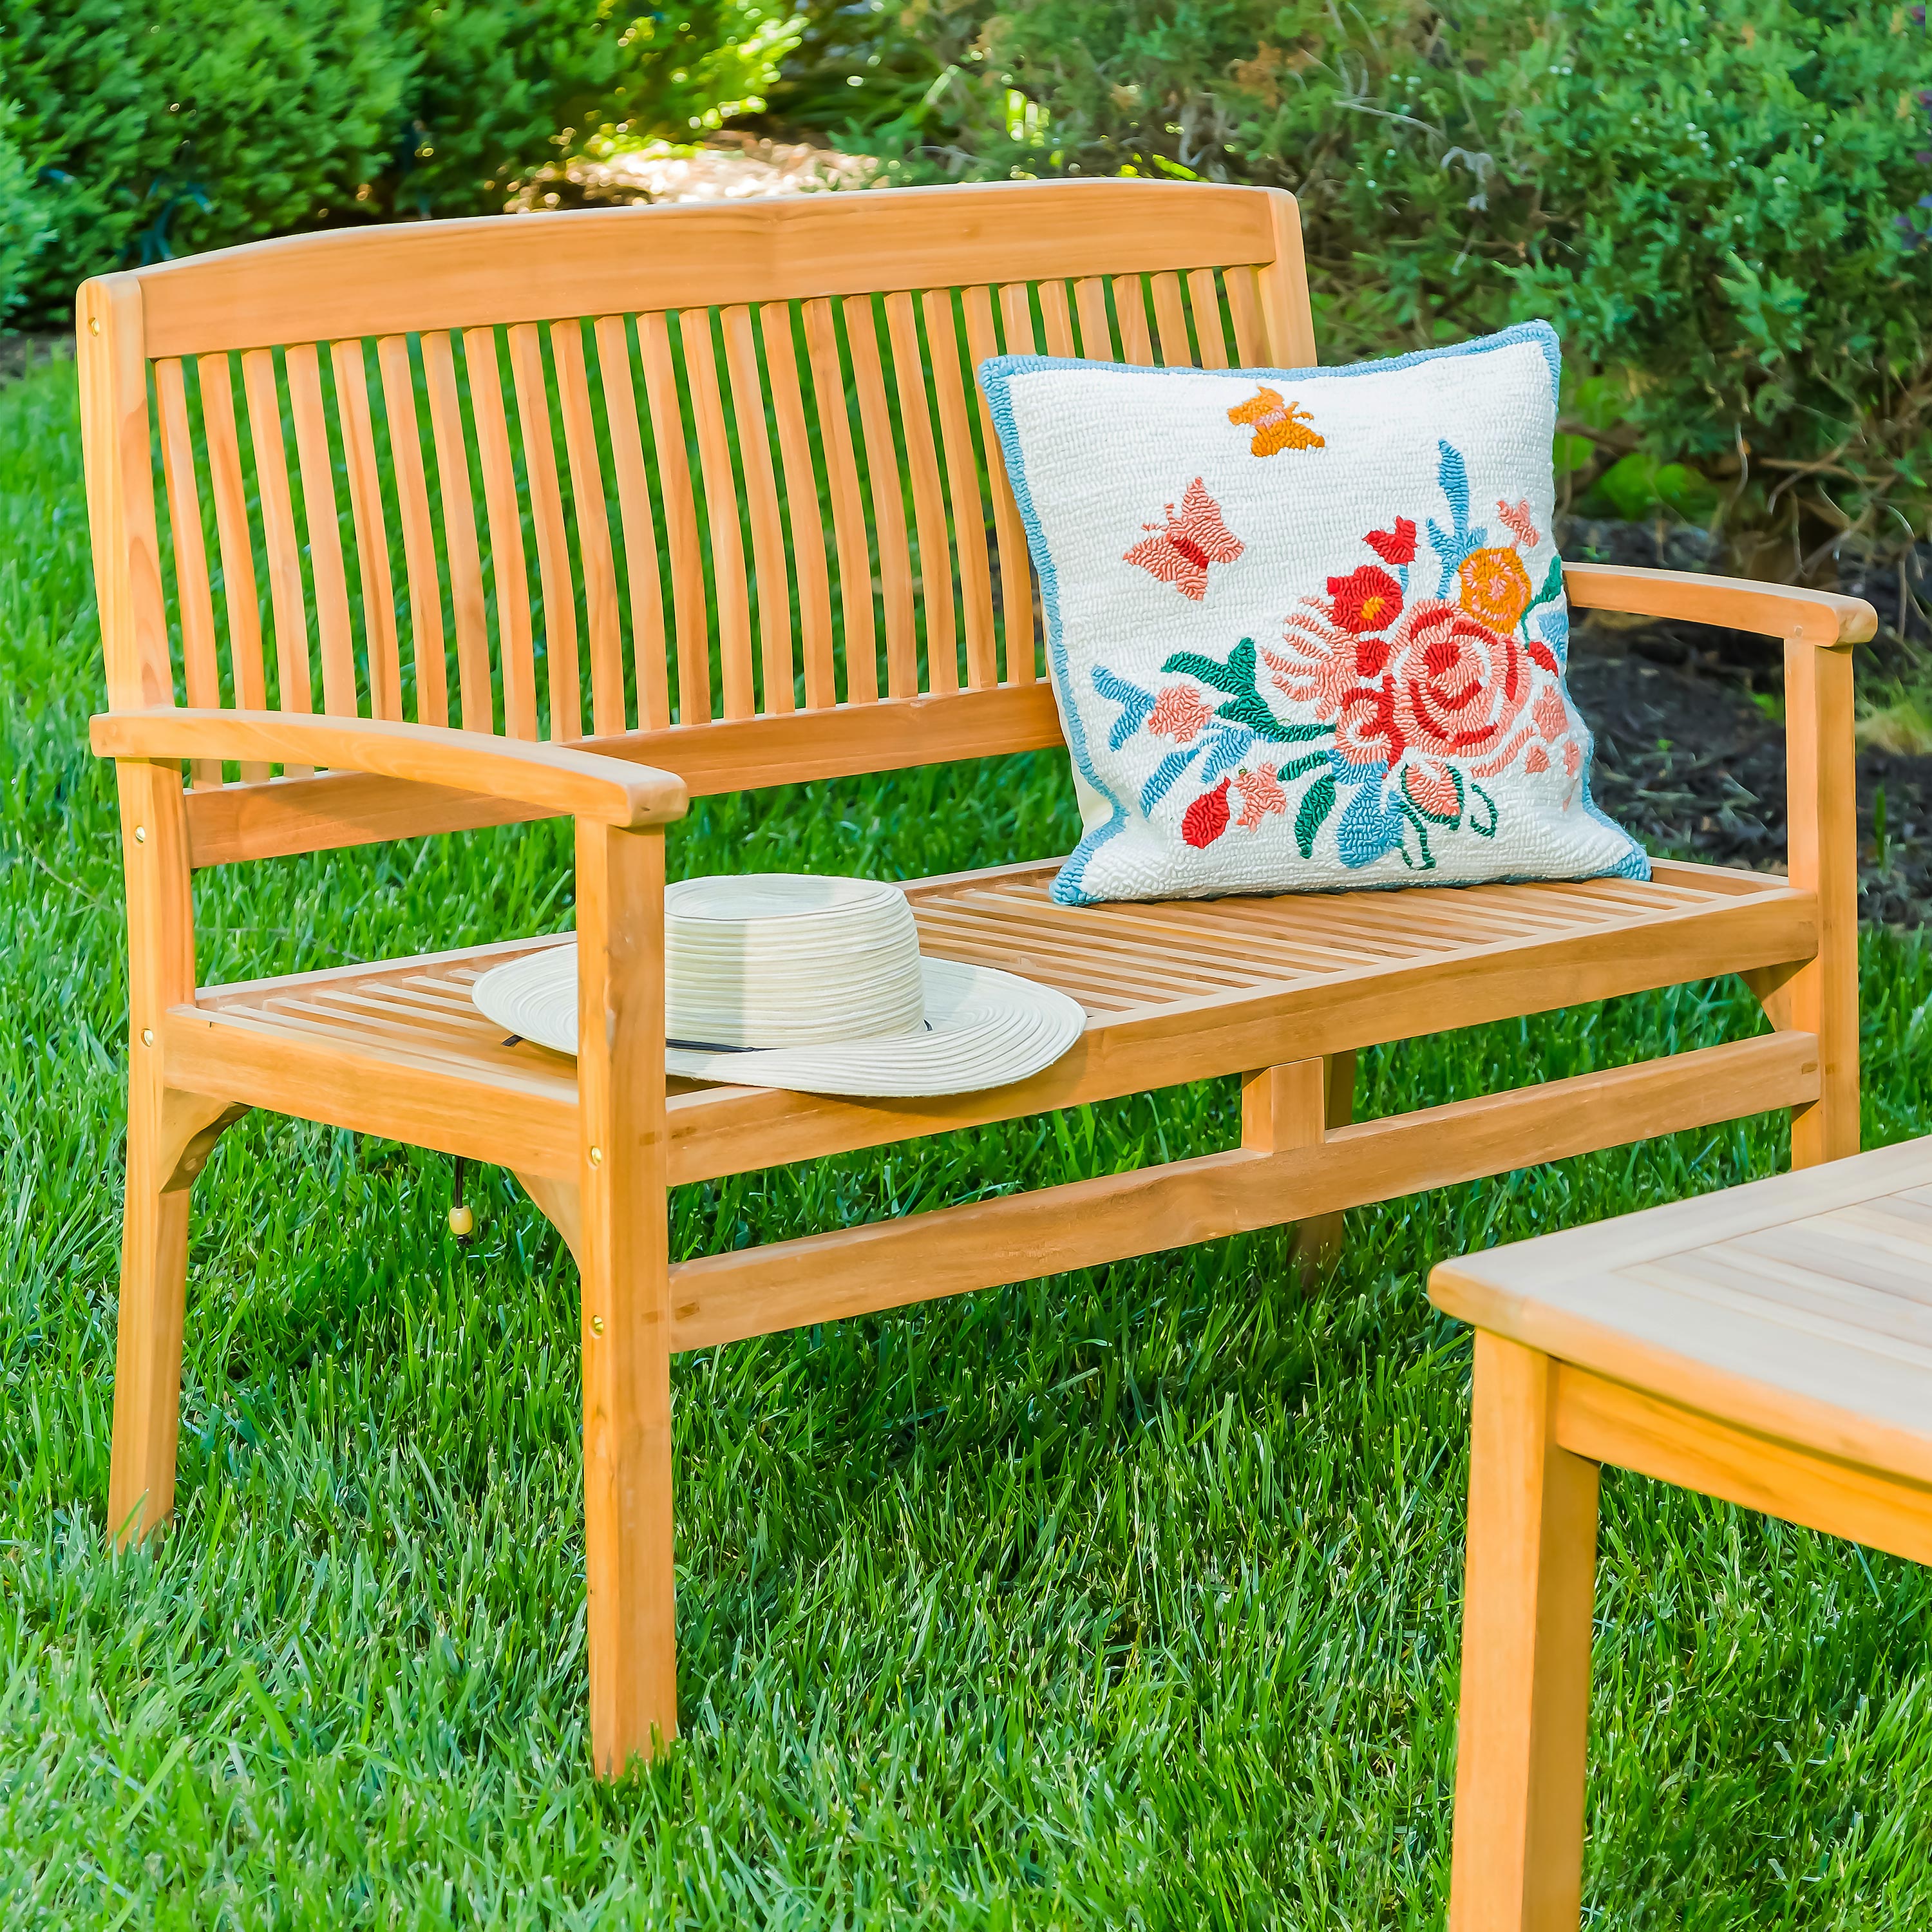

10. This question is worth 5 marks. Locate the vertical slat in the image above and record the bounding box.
[844,296,917,701]
[331,339,402,722]
[998,283,1038,356]
[1226,266,1269,365]
[509,323,582,743]
[595,316,670,732]
[1150,273,1192,367]
[761,303,836,712]
[464,326,537,739]
[196,354,269,777]
[1187,269,1230,370]
[721,305,795,715]
[637,310,711,726]
[884,292,956,697]
[1112,274,1154,364]
[375,335,449,728]
[554,320,628,736]
[1256,193,1319,367]
[970,287,1034,683]
[682,310,755,722]
[240,348,312,726]
[921,289,998,690]
[153,359,221,785]
[285,343,358,717]
[421,330,493,732]
[802,298,876,706]
[1072,278,1115,361]
[1039,280,1076,357]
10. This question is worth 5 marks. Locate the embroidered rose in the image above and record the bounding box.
[1148,683,1213,743]
[1327,564,1404,635]
[1364,517,1418,567]
[1457,546,1534,633]
[1231,762,1287,829]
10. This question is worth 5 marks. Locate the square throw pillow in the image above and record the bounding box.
[978,323,1648,905]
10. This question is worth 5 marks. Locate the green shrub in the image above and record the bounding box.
[1,0,796,323]
[889,0,1932,567]
[0,101,52,323]
[382,0,799,218]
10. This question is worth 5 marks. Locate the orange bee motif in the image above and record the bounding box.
[1226,386,1325,457]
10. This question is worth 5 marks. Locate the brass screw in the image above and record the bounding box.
[133,826,146,844]
[591,1315,606,1335]
[588,1146,603,1166]
[140,1028,153,1047]
[89,317,100,336]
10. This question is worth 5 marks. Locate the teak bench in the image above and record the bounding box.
[78,179,1871,1776]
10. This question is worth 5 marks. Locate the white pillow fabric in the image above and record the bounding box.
[978,323,1647,905]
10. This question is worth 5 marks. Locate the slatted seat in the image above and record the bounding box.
[79,179,1871,1777]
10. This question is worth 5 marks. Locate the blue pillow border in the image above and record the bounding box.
[975,319,1649,903]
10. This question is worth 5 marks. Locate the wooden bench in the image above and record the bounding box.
[77,179,1871,1776]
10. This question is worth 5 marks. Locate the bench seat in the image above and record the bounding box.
[159,854,1822,1354]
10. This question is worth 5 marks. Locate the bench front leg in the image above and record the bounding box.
[1779,634,1859,1167]
[574,817,677,1774]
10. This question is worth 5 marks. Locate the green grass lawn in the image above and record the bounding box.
[6,349,1932,1926]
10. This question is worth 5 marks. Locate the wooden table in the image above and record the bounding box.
[1428,1135,1932,1931]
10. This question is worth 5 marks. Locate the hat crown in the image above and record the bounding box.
[664,874,926,1050]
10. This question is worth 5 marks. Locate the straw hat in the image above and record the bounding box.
[470,874,1086,1098]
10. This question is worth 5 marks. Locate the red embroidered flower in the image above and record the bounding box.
[1124,478,1245,601]
[1182,777,1233,848]
[1363,517,1418,567]
[1148,683,1213,743]
[1327,565,1404,634]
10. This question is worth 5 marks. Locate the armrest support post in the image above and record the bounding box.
[1782,637,1860,1165]
[573,817,677,1771]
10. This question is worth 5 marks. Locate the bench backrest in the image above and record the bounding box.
[77,180,1311,867]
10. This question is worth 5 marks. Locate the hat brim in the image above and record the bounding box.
[471,946,1087,1098]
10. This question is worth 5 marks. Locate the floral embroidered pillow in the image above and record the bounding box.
[977,323,1647,905]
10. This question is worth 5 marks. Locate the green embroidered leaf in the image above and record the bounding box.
[1159,647,1251,697]
[1470,781,1499,838]
[1214,692,1328,741]
[1280,750,1332,782]
[1294,774,1336,859]
[1522,553,1565,620]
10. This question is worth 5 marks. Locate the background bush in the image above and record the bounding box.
[871,0,1932,574]
[0,0,794,323]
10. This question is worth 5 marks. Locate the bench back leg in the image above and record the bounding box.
[1449,1332,1600,1932]
[574,820,678,1773]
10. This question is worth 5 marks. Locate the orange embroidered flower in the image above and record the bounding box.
[1457,546,1533,632]
[1327,564,1403,634]
[1148,683,1213,743]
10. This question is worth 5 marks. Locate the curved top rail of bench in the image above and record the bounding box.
[124,179,1299,358]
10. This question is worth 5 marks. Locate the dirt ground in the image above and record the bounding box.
[1570,620,1932,928]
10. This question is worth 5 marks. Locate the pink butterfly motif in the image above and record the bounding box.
[1123,477,1245,601]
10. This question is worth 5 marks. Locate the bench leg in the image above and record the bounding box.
[575,820,677,1775]
[1777,635,1859,1169]
[1450,1332,1599,1932]
[1291,1049,1355,1274]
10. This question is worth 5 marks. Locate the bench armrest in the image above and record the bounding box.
[90,708,690,829]
[1563,564,1875,648]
